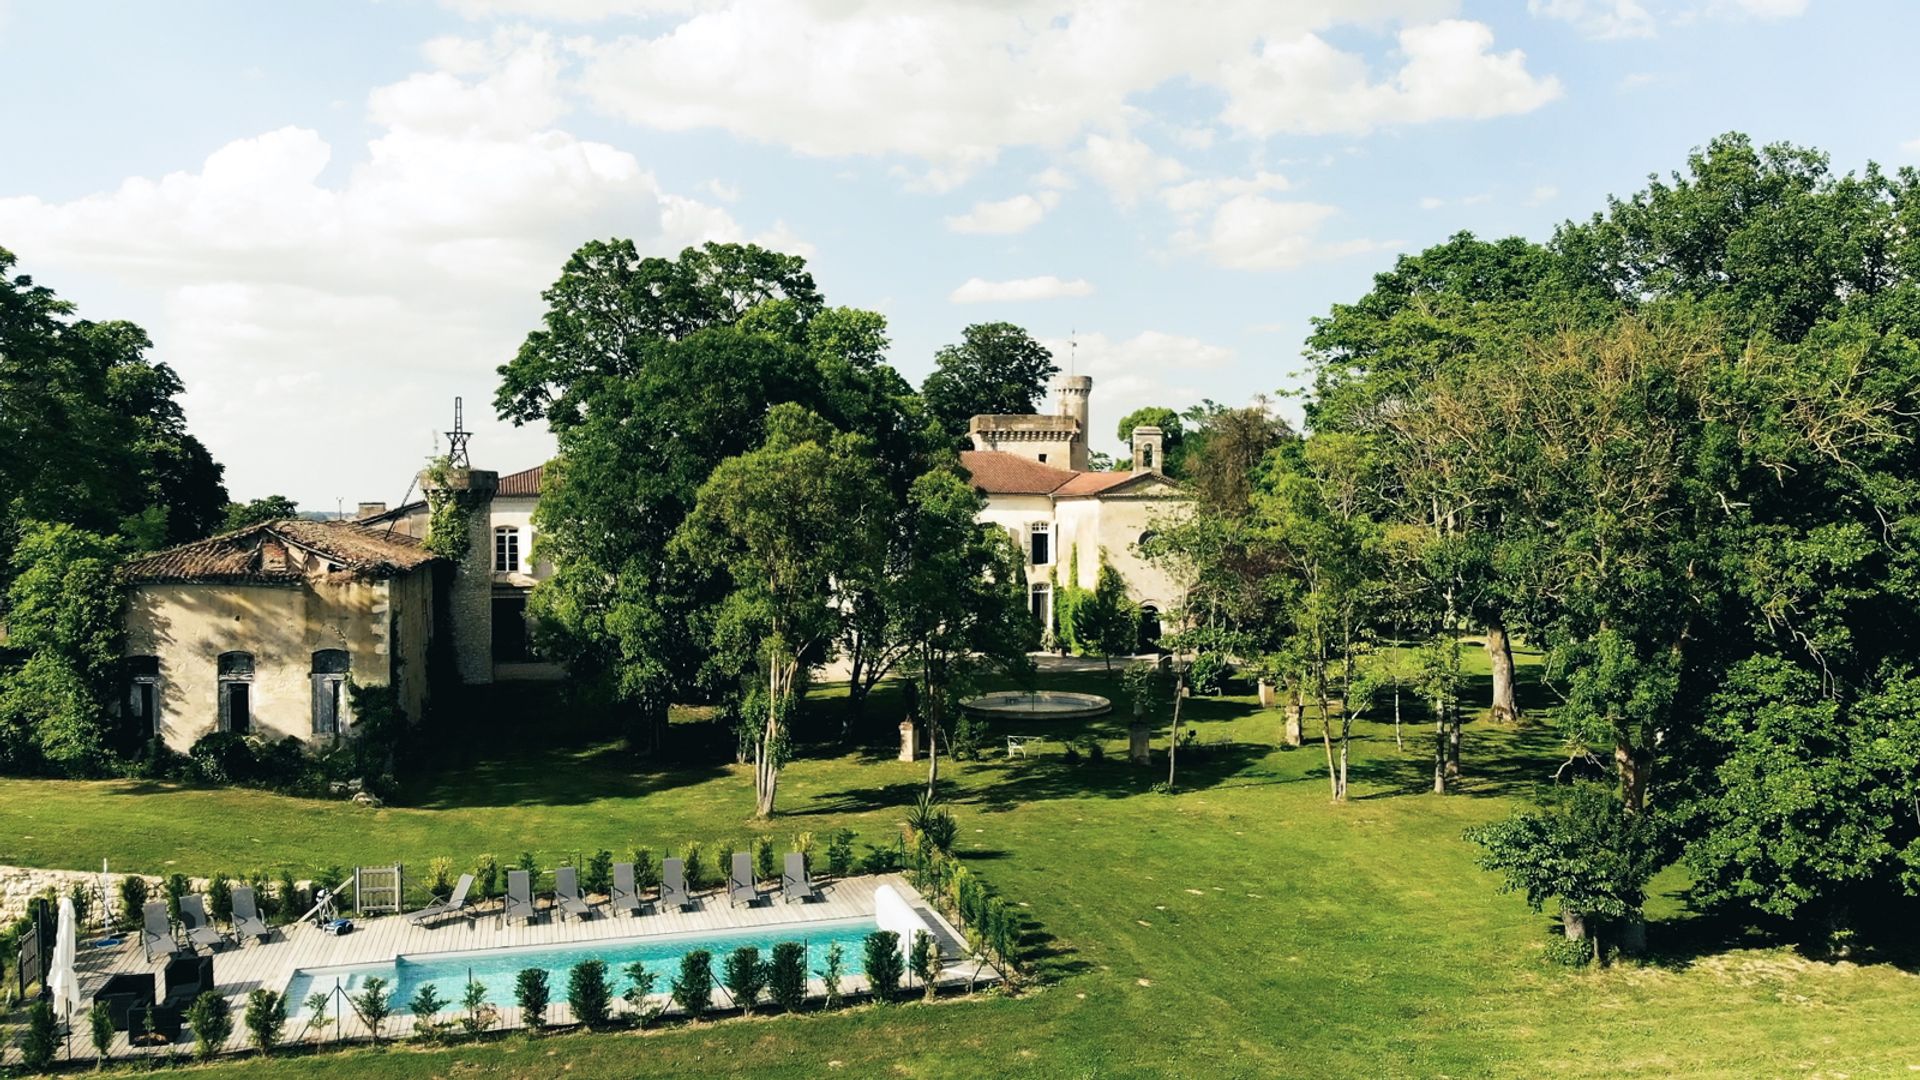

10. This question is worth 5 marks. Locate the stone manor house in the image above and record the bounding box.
[117,377,1184,750]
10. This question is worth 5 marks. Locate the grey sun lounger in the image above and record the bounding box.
[610,861,648,917]
[230,885,273,943]
[503,869,539,925]
[179,895,231,951]
[782,852,819,904]
[728,852,760,908]
[554,866,593,921]
[661,857,694,912]
[409,873,474,927]
[141,900,180,961]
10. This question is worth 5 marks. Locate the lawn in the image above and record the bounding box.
[3,651,1918,1078]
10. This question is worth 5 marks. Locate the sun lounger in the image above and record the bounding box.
[408,873,474,928]
[610,862,648,917]
[661,857,694,912]
[503,869,539,925]
[729,852,760,908]
[141,901,180,962]
[782,852,819,904]
[230,886,273,944]
[178,895,230,952]
[555,866,593,921]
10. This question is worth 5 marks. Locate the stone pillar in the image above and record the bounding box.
[1129,720,1151,764]
[898,719,918,762]
[420,466,497,685]
[1257,679,1276,709]
[1283,689,1304,748]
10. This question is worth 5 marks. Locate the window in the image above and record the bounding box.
[1028,522,1051,566]
[1028,584,1052,629]
[311,649,349,737]
[492,595,531,663]
[126,656,161,735]
[1141,445,1154,469]
[1036,453,1048,463]
[217,651,254,734]
[494,526,520,572]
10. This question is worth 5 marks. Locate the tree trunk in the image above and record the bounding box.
[1561,909,1588,940]
[845,638,867,740]
[1392,679,1403,751]
[1486,622,1519,722]
[925,675,942,798]
[1446,711,1462,779]
[1320,706,1337,801]
[1338,715,1350,801]
[1166,672,1184,791]
[1432,706,1448,795]
[1616,738,1648,814]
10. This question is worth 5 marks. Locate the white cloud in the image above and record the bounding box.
[440,0,705,19]
[1528,0,1656,39]
[945,193,1056,235]
[1176,195,1383,271]
[1075,131,1186,205]
[0,31,758,503]
[1526,184,1559,206]
[1900,137,1920,158]
[1703,0,1807,17]
[949,275,1095,303]
[703,178,741,202]
[1218,20,1562,136]
[1161,171,1292,218]
[572,4,1543,176]
[1619,71,1661,90]
[1032,166,1076,191]
[1418,195,1446,210]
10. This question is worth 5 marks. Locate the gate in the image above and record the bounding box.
[355,864,404,915]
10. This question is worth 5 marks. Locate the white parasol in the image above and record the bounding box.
[48,896,86,1022]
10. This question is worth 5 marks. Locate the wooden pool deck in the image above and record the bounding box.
[57,872,989,1062]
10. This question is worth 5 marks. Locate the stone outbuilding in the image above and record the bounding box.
[120,520,443,751]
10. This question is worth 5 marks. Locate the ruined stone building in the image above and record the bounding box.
[964,375,1188,647]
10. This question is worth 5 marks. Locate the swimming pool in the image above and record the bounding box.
[283,916,876,1017]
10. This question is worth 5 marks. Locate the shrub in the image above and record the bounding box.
[910,930,941,1000]
[303,990,334,1041]
[410,982,446,1039]
[516,851,541,896]
[623,961,661,1026]
[818,942,845,1009]
[474,853,499,900]
[19,999,56,1070]
[715,842,735,888]
[460,979,496,1037]
[514,968,550,1031]
[860,834,906,874]
[208,872,234,923]
[672,949,714,1019]
[1062,742,1081,764]
[569,959,614,1028]
[906,792,957,853]
[353,975,393,1042]
[187,990,233,1059]
[1544,934,1595,968]
[754,836,776,883]
[428,857,455,900]
[1186,652,1230,696]
[89,1000,115,1062]
[864,931,904,1002]
[632,847,659,891]
[682,841,706,891]
[586,849,613,897]
[826,829,856,878]
[118,874,150,931]
[768,941,807,1013]
[951,708,986,760]
[723,946,767,1014]
[244,989,286,1057]
[164,873,189,925]
[275,869,299,923]
[67,879,92,930]
[793,832,816,875]
[189,731,257,785]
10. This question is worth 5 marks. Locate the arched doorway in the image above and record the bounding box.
[1137,604,1163,653]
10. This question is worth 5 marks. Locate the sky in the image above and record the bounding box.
[2,0,1915,511]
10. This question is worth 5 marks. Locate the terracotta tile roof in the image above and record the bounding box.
[125,520,439,584]
[959,451,1078,495]
[497,464,544,497]
[1054,470,1148,496]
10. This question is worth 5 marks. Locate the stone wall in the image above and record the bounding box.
[0,865,177,925]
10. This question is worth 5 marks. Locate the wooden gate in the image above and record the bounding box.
[355,865,404,915]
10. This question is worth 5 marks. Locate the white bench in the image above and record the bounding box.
[1006,735,1043,757]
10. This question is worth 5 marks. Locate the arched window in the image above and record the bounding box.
[494,526,521,572]
[311,649,350,737]
[217,651,254,734]
[1028,521,1052,566]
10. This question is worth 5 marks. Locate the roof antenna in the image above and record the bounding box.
[1068,328,1077,377]
[446,396,472,469]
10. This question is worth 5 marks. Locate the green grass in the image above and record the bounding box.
[4,654,1918,1078]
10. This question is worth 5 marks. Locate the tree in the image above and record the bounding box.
[567,959,614,1028]
[222,495,301,531]
[0,522,125,774]
[186,990,233,1060]
[674,405,888,816]
[921,322,1058,435]
[1468,783,1663,953]
[514,968,550,1031]
[243,989,286,1057]
[1180,402,1292,516]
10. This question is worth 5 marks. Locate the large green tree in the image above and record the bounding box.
[920,322,1058,436]
[0,523,126,775]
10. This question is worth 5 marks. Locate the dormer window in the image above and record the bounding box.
[494,526,520,573]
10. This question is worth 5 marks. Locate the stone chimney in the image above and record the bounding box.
[1054,375,1093,471]
[420,466,498,685]
[356,501,388,519]
[1131,425,1164,474]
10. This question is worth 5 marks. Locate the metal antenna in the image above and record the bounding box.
[446,396,472,468]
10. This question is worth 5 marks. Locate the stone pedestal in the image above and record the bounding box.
[898,719,919,762]
[1258,679,1276,709]
[1128,721,1151,765]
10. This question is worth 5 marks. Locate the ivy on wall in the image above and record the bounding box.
[422,457,476,562]
[1051,547,1136,658]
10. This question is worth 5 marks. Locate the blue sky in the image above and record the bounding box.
[1,0,1913,509]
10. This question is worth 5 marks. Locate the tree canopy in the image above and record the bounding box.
[921,322,1059,436]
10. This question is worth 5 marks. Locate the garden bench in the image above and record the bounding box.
[1006,735,1043,757]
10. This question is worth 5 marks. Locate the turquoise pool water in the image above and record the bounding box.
[284,917,875,1017]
